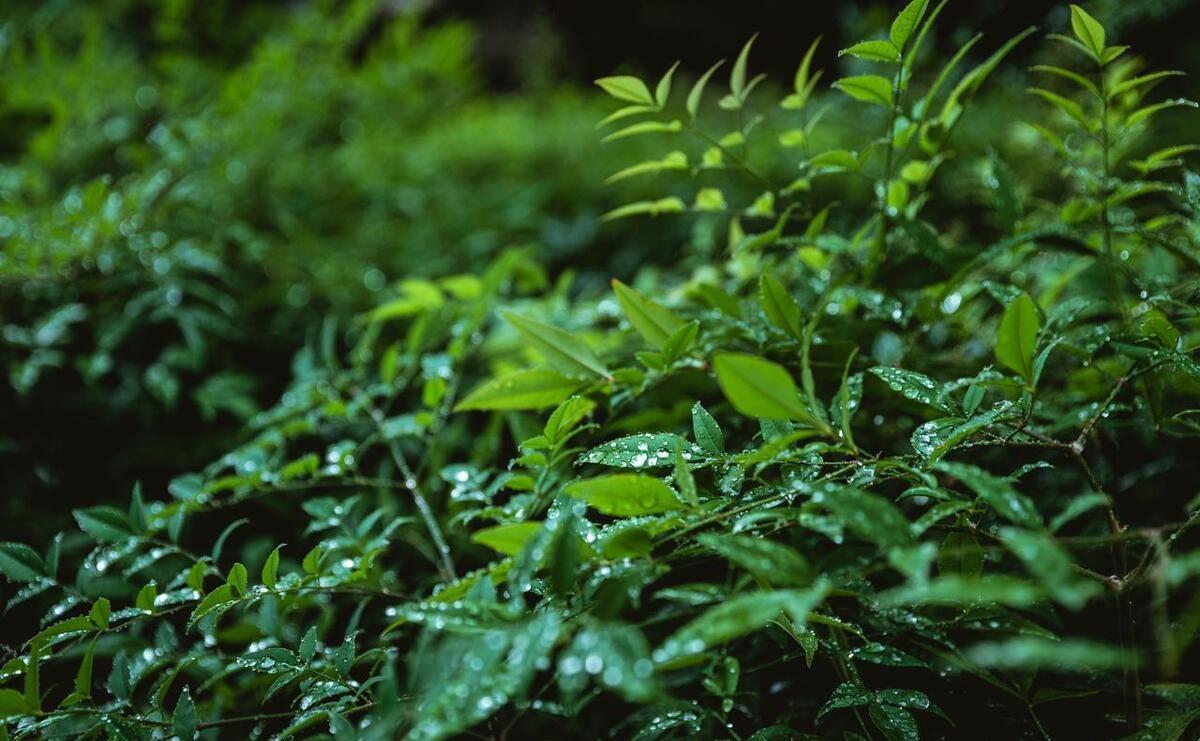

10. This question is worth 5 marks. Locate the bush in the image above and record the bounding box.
[0,1,671,540]
[2,2,1199,739]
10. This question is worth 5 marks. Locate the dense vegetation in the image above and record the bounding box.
[2,1,1199,739]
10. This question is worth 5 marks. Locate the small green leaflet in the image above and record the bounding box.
[501,310,611,381]
[687,60,725,120]
[471,522,543,556]
[89,597,111,630]
[869,366,950,411]
[654,582,829,665]
[557,622,659,702]
[578,433,704,469]
[612,279,686,348]
[692,402,725,455]
[935,461,1043,529]
[758,274,803,339]
[834,75,894,108]
[261,546,281,590]
[595,76,654,105]
[816,486,913,549]
[713,353,814,422]
[890,0,930,53]
[697,533,811,586]
[565,474,684,516]
[173,686,197,740]
[0,543,46,582]
[1069,4,1106,60]
[995,293,1040,383]
[455,369,582,411]
[1001,527,1099,610]
[839,40,900,63]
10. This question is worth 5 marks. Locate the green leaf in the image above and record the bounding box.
[501,310,611,381]
[190,583,236,626]
[558,622,659,702]
[687,60,725,119]
[302,546,324,575]
[136,582,158,612]
[565,474,684,516]
[655,62,679,107]
[612,279,686,348]
[869,366,950,411]
[579,433,704,469]
[1069,4,1106,60]
[73,506,136,543]
[692,402,726,455]
[261,546,281,590]
[938,532,984,577]
[0,542,46,582]
[833,75,894,108]
[730,34,758,99]
[995,293,1040,383]
[758,274,804,339]
[299,626,318,663]
[871,703,919,741]
[655,583,829,665]
[471,523,543,556]
[173,686,197,740]
[935,461,1043,528]
[601,197,688,222]
[1001,527,1100,610]
[674,443,699,507]
[839,40,900,63]
[697,533,811,586]
[226,562,248,597]
[455,369,582,411]
[89,597,111,630]
[890,0,930,53]
[0,689,32,719]
[818,486,913,550]
[713,353,813,422]
[72,637,97,701]
[595,76,655,105]
[601,119,682,143]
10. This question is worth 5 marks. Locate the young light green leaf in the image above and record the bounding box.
[655,62,680,107]
[839,40,900,63]
[758,274,804,339]
[833,75,894,108]
[713,353,813,422]
[601,197,687,222]
[995,293,1040,383]
[565,474,684,516]
[730,34,758,99]
[471,523,543,556]
[890,0,930,53]
[455,369,582,411]
[501,310,611,381]
[601,119,682,143]
[1069,4,1106,60]
[687,60,725,119]
[595,76,655,105]
[612,279,686,348]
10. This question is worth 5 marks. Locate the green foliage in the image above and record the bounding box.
[2,2,1200,740]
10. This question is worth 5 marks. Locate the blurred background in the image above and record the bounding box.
[1,0,1196,541]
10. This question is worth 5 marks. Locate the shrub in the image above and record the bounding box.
[1,2,1199,739]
